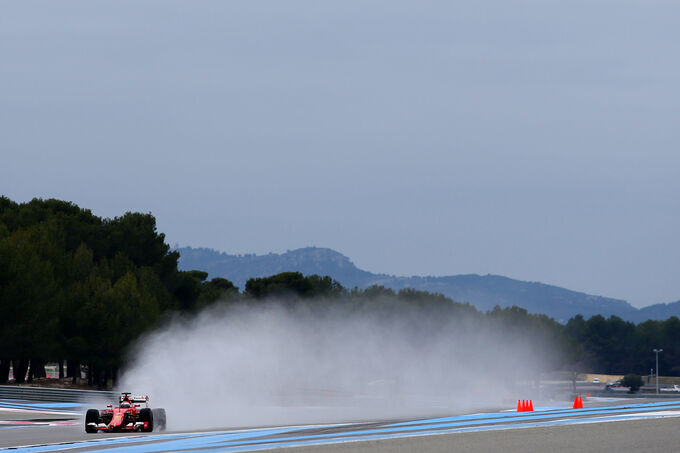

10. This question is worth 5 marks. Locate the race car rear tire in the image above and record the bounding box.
[152,408,166,431]
[85,409,99,433]
[139,408,154,432]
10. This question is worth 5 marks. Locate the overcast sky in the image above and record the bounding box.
[2,1,678,308]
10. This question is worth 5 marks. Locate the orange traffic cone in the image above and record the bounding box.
[528,400,534,411]
[573,396,583,409]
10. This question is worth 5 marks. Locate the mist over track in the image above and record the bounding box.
[118,299,557,430]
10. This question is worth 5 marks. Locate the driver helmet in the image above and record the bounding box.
[121,401,130,408]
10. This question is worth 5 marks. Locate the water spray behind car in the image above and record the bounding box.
[118,299,557,430]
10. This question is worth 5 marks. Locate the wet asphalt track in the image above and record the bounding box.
[2,398,680,452]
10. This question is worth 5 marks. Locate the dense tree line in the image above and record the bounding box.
[0,197,233,386]
[565,314,680,377]
[1,197,678,388]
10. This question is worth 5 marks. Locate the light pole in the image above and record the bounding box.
[653,349,663,395]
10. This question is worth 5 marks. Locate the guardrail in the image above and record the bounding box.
[0,385,117,402]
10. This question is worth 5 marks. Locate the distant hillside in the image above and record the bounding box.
[177,246,378,289]
[176,246,675,323]
[636,300,680,322]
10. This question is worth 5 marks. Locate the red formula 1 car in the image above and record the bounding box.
[85,392,166,433]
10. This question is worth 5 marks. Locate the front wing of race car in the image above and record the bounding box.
[86,408,152,432]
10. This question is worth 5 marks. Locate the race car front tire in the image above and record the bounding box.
[139,408,154,432]
[85,409,99,433]
[152,408,166,431]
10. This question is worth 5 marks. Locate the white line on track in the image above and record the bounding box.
[0,407,79,416]
[0,421,78,426]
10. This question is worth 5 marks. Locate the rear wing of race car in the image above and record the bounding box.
[119,393,149,404]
